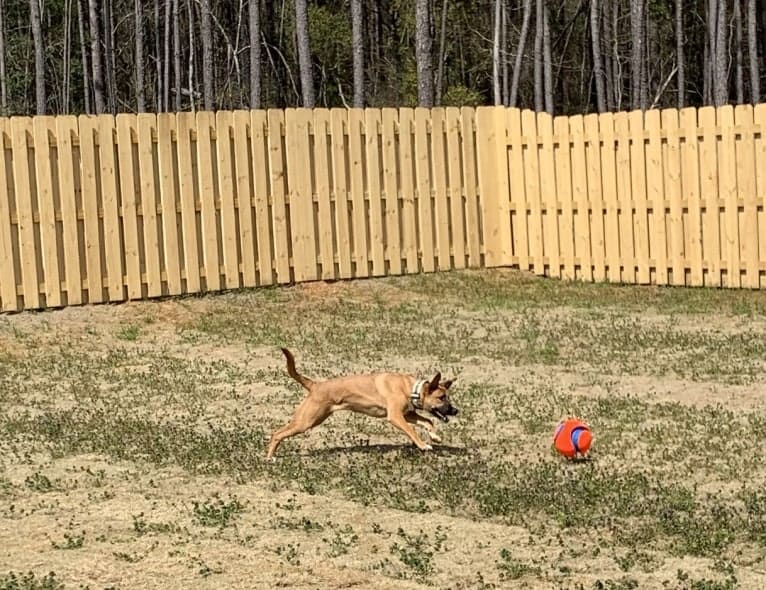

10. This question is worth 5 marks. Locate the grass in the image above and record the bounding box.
[1,269,766,588]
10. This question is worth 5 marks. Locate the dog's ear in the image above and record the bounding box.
[442,378,455,390]
[429,372,441,391]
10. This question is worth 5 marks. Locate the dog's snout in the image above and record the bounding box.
[448,406,458,416]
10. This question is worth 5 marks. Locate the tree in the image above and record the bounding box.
[713,0,728,106]
[103,0,116,113]
[88,0,106,113]
[295,0,315,107]
[509,0,532,107]
[30,0,46,114]
[542,2,552,114]
[630,0,646,110]
[173,0,181,110]
[351,0,364,107]
[747,0,759,103]
[415,0,434,107]
[201,0,214,110]
[734,0,743,104]
[590,0,606,113]
[676,0,684,108]
[492,0,501,105]
[249,0,262,108]
[0,0,7,115]
[534,0,544,111]
[435,0,448,105]
[135,0,146,112]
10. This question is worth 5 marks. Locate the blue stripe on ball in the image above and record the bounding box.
[571,427,585,452]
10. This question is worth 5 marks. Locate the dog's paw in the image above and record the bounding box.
[421,444,433,452]
[428,432,442,444]
[264,456,277,463]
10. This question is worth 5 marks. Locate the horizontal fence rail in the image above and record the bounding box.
[0,104,764,312]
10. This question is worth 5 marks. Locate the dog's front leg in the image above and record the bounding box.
[388,413,433,451]
[405,412,441,443]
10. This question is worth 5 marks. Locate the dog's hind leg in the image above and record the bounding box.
[405,412,441,443]
[266,398,331,460]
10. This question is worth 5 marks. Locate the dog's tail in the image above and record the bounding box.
[280,348,315,391]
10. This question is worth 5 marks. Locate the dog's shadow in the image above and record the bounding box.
[309,442,467,457]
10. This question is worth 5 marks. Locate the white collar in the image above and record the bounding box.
[410,379,427,409]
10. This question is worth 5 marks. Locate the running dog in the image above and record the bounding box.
[266,348,458,459]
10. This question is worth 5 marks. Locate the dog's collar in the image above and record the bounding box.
[411,379,427,409]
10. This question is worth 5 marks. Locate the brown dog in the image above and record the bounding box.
[266,348,458,459]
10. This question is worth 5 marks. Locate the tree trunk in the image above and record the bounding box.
[747,0,759,103]
[714,0,728,106]
[676,0,684,108]
[88,0,105,114]
[610,0,621,110]
[435,0,448,105]
[173,0,181,110]
[154,0,161,111]
[201,0,215,110]
[630,0,646,110]
[509,0,532,107]
[351,0,364,107]
[0,0,8,114]
[136,0,146,112]
[295,0,315,107]
[250,0,262,108]
[502,0,509,105]
[187,0,195,111]
[534,0,543,111]
[542,2,553,114]
[30,0,46,115]
[77,0,92,114]
[103,0,116,113]
[163,0,171,110]
[590,0,606,113]
[493,0,501,105]
[602,0,614,110]
[415,0,434,107]
[706,0,716,104]
[63,0,72,114]
[734,0,743,104]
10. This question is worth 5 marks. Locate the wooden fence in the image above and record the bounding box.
[0,104,764,312]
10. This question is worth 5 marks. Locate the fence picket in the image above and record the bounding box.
[718,106,740,288]
[97,115,124,301]
[645,110,667,285]
[330,109,352,278]
[415,107,435,272]
[137,113,163,297]
[251,110,274,285]
[157,113,182,295]
[585,113,606,282]
[365,109,386,275]
[176,112,201,293]
[614,112,635,283]
[522,110,544,274]
[0,119,17,310]
[76,115,103,304]
[313,109,336,280]
[756,104,766,288]
[734,105,759,288]
[600,113,620,282]
[430,108,451,271]
[399,109,419,273]
[570,115,591,281]
[446,107,466,270]
[348,108,370,277]
[382,108,402,275]
[663,109,685,286]
[33,116,62,307]
[554,115,575,280]
[232,110,257,287]
[461,107,481,268]
[267,109,291,284]
[680,107,703,286]
[215,111,241,289]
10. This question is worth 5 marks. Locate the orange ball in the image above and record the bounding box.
[553,418,592,458]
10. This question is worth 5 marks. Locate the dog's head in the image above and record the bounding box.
[421,373,459,423]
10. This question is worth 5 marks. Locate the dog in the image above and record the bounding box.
[265,348,458,459]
